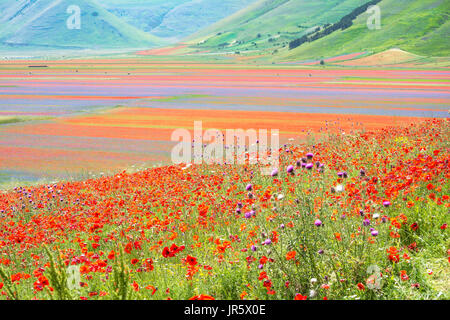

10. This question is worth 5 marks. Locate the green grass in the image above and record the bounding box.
[184,0,449,63]
[281,0,450,61]
[0,115,54,125]
[187,0,376,53]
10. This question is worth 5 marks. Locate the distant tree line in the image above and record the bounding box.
[289,0,382,50]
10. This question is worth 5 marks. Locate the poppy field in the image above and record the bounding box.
[1,0,449,307]
[0,59,448,184]
[0,116,448,300]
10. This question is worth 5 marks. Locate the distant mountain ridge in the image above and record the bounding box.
[98,0,257,40]
[0,0,448,60]
[0,0,258,50]
[0,0,164,49]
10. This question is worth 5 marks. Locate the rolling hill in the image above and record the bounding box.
[186,0,449,63]
[186,0,373,52]
[0,0,448,60]
[281,0,450,61]
[0,0,164,50]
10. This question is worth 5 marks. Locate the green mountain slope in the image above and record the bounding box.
[97,0,257,40]
[187,0,373,52]
[186,0,449,61]
[0,0,164,50]
[96,0,185,34]
[281,0,450,61]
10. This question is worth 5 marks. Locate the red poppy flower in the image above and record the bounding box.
[38,275,49,287]
[162,247,172,258]
[189,294,215,300]
[185,255,198,266]
[145,285,157,295]
[258,271,267,280]
[107,251,116,260]
[285,251,296,260]
[400,270,409,281]
[124,243,133,254]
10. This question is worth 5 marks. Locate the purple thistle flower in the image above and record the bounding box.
[371,230,379,237]
[246,183,253,191]
[383,200,391,207]
[264,239,272,245]
[271,168,279,177]
[314,219,322,227]
[286,165,294,173]
[363,219,371,226]
[244,212,252,219]
[305,163,314,170]
[306,152,314,159]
